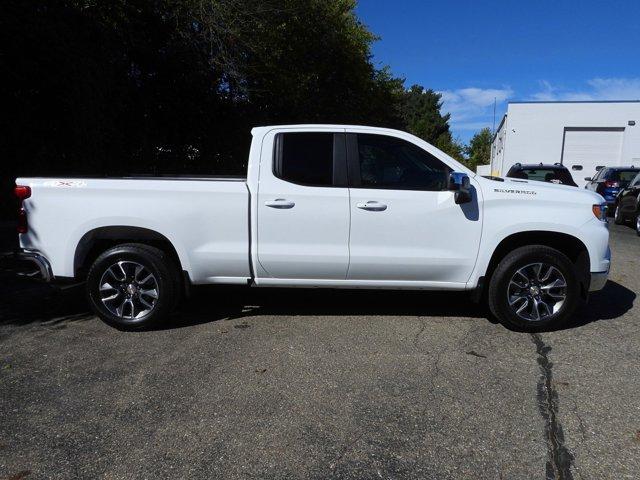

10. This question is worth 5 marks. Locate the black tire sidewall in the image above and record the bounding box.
[614,205,624,224]
[86,245,177,330]
[488,246,580,331]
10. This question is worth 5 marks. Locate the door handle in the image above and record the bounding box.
[265,199,295,209]
[356,201,387,212]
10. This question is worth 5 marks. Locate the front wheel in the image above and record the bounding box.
[86,243,180,330]
[488,246,580,331]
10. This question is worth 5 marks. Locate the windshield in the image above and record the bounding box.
[510,168,575,186]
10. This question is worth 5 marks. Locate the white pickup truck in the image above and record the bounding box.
[13,125,610,331]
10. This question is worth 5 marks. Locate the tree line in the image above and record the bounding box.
[0,0,491,219]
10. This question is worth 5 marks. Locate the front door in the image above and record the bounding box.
[346,132,482,285]
[257,130,350,279]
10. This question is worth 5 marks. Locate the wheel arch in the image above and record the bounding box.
[482,231,591,299]
[74,226,185,281]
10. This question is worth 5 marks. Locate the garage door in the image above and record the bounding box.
[562,128,624,187]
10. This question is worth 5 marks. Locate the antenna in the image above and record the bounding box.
[492,97,497,134]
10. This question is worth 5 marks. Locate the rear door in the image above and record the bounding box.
[345,131,482,285]
[256,129,350,280]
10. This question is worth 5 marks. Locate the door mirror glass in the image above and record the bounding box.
[449,172,472,204]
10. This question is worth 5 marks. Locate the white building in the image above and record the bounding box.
[490,101,640,186]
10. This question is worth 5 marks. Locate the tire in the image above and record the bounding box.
[635,213,640,236]
[613,204,625,225]
[86,243,180,330]
[487,245,580,332]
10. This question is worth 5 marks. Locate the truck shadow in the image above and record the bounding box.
[0,276,634,333]
[0,277,91,329]
[562,280,636,330]
[172,287,490,329]
[168,279,636,332]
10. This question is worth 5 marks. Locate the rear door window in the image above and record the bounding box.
[274,133,336,186]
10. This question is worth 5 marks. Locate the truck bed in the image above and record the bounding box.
[17,177,252,283]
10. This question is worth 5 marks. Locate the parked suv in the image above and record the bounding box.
[506,163,578,187]
[614,172,640,234]
[585,166,640,210]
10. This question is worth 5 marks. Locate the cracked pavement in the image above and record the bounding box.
[1,223,639,479]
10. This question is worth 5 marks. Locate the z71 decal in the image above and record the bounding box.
[43,180,87,188]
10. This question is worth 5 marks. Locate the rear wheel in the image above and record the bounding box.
[86,243,180,330]
[488,245,580,331]
[636,214,640,236]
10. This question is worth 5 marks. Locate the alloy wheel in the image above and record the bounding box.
[99,261,159,319]
[507,263,567,322]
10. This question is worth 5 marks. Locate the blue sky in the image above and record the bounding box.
[356,0,640,142]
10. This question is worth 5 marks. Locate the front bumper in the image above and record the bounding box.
[0,250,53,282]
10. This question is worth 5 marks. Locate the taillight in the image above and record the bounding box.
[14,184,31,234]
[604,180,619,188]
[14,185,31,200]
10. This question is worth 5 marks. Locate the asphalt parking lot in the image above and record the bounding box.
[1,223,639,480]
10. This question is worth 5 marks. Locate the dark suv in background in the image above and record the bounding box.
[505,163,578,187]
[614,171,640,235]
[584,166,640,210]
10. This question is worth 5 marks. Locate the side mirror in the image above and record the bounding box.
[449,172,472,204]
[584,177,592,182]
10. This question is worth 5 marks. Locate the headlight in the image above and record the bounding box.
[592,203,608,222]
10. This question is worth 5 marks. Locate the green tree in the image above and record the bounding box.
[0,0,405,218]
[398,85,465,162]
[466,127,493,170]
[436,136,466,164]
[400,85,451,144]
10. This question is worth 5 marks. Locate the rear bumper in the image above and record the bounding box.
[589,270,609,292]
[1,250,53,282]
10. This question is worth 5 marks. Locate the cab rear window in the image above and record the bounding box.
[609,169,640,184]
[516,168,574,185]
